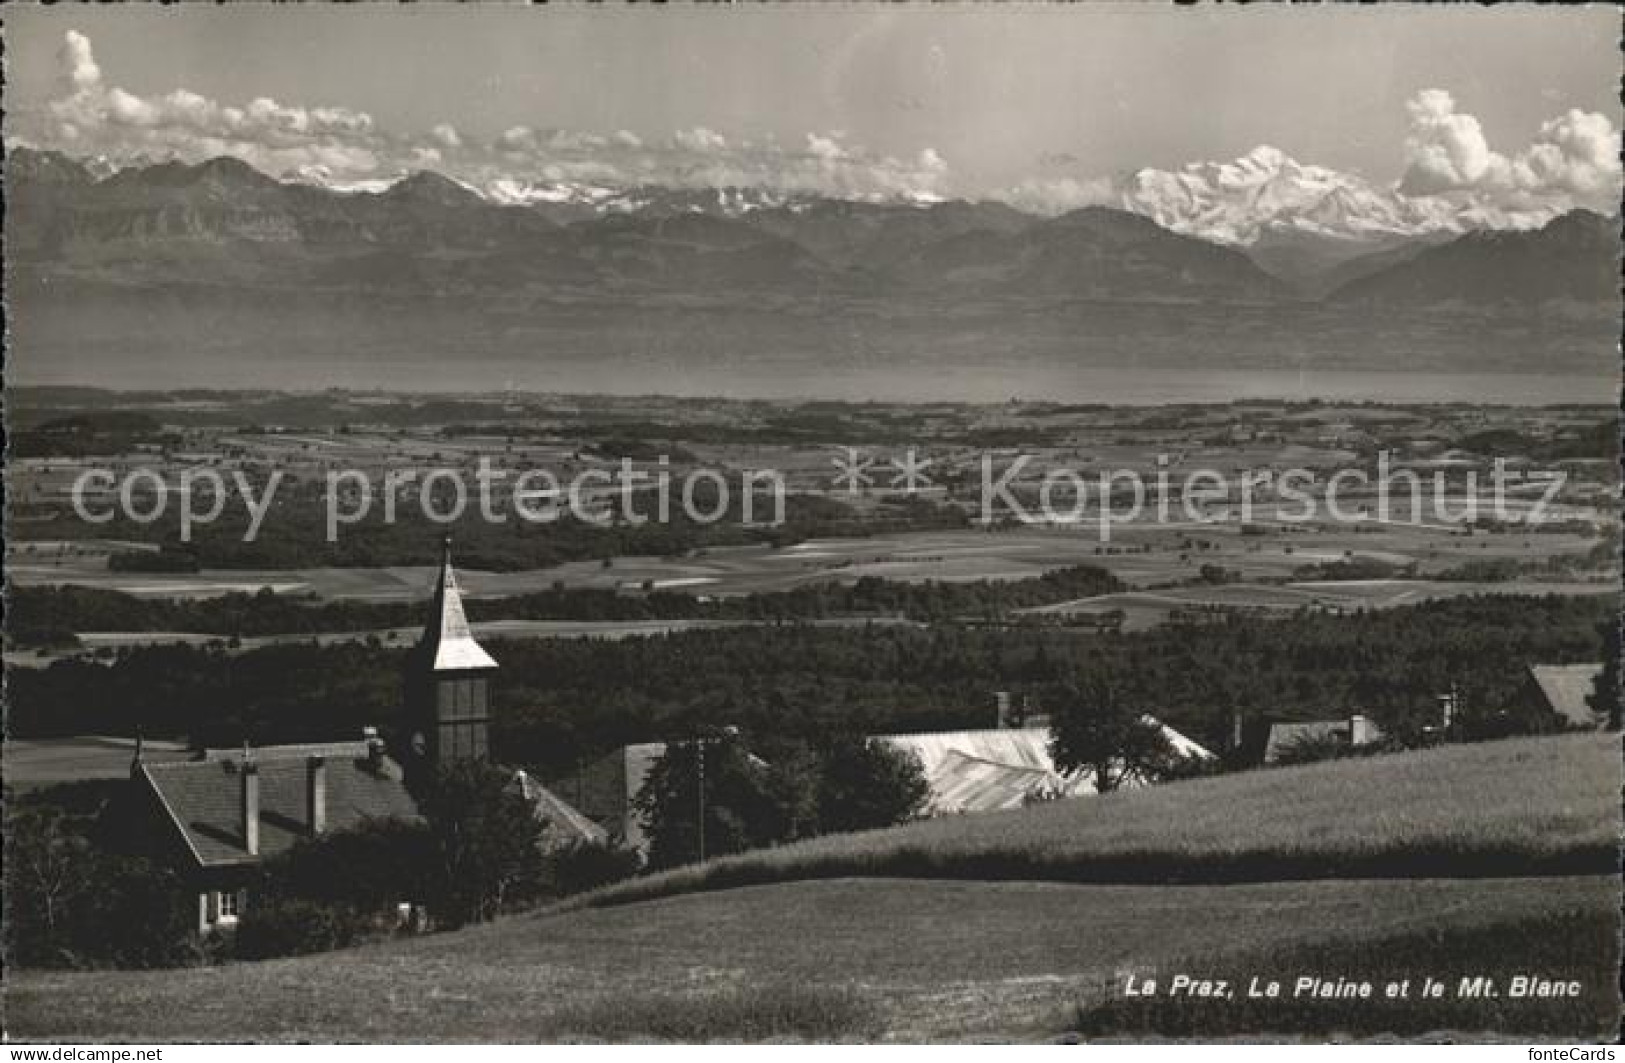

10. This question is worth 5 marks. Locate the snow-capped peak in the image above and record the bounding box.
[1108,144,1575,248]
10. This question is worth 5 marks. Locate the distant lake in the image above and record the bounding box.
[14,354,1614,407]
[9,288,1617,405]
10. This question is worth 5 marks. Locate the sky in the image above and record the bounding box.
[5,5,1621,215]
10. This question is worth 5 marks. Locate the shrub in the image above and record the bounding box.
[234,897,372,960]
[634,732,802,870]
[548,840,643,896]
[266,818,434,913]
[410,760,550,927]
[813,735,930,834]
[1157,752,1230,783]
[4,805,196,969]
[1049,677,1179,792]
[1272,732,1402,767]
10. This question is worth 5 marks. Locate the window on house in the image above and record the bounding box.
[216,889,240,924]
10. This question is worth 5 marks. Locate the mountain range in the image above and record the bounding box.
[8,147,1616,308]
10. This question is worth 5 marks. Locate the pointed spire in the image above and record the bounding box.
[418,536,498,671]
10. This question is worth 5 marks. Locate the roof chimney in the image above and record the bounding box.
[1348,714,1373,747]
[363,726,385,772]
[307,755,328,836]
[241,759,260,856]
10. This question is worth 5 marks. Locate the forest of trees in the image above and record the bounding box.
[633,730,930,870]
[8,594,1610,779]
[6,565,1126,647]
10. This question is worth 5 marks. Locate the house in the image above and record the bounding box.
[1525,663,1607,729]
[561,708,1215,849]
[512,769,609,849]
[554,738,765,853]
[1260,714,1383,765]
[136,736,419,933]
[134,539,598,934]
[552,742,666,852]
[877,718,1212,815]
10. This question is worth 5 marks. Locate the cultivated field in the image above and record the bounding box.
[4,735,192,791]
[7,523,1609,602]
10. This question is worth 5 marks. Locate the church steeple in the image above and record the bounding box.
[420,536,499,672]
[406,537,498,768]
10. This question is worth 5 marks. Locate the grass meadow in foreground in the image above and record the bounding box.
[534,982,881,1042]
[9,876,1615,1042]
[1068,907,1620,1041]
[568,733,1620,911]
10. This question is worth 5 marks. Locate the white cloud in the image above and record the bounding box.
[23,33,1612,235]
[1004,175,1116,216]
[496,126,537,153]
[1399,88,1620,210]
[60,30,101,93]
[105,88,160,127]
[805,133,849,162]
[1399,89,1509,194]
[1513,108,1621,198]
[674,126,728,154]
[1010,92,1621,245]
[37,32,386,180]
[18,30,950,206]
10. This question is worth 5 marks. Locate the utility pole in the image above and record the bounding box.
[696,737,706,864]
[693,725,738,865]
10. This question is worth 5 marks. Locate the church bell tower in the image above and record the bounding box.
[406,537,499,768]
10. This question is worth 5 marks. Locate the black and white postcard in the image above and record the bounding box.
[3,4,1620,1046]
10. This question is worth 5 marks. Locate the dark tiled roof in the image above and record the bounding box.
[140,750,419,869]
[511,770,608,849]
[552,742,665,849]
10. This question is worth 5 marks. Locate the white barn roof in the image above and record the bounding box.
[876,720,1211,815]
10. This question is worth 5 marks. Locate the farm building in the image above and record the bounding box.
[876,720,1212,815]
[560,716,1214,848]
[1259,714,1383,765]
[1524,663,1607,729]
[134,540,599,933]
[551,742,666,853]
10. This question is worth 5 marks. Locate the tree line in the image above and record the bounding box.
[8,594,1611,778]
[7,565,1125,646]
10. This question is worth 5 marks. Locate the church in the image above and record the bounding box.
[132,539,601,934]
